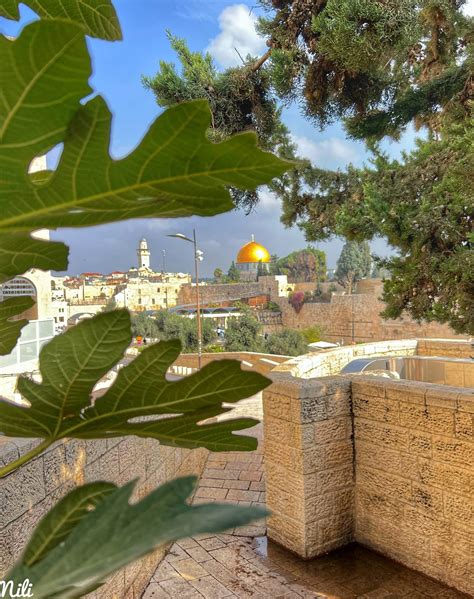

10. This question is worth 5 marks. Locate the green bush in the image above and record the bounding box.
[265,329,308,356]
[301,326,325,344]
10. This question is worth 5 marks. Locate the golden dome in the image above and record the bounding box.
[236,237,271,264]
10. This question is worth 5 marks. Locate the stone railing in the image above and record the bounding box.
[168,351,290,377]
[263,372,473,596]
[416,338,473,360]
[272,339,419,378]
[0,435,208,597]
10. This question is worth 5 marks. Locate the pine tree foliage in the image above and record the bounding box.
[143,33,295,210]
[335,241,372,293]
[292,124,473,333]
[142,3,473,333]
[258,0,473,136]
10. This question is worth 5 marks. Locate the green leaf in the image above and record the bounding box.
[0,0,122,40]
[0,20,91,198]
[0,233,68,283]
[0,98,291,231]
[0,296,34,355]
[22,482,117,567]
[0,310,269,461]
[9,477,268,599]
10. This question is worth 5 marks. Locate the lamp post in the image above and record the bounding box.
[167,230,203,368]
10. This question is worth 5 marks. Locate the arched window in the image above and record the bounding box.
[0,276,38,320]
[0,276,37,300]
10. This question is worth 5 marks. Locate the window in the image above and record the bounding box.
[59,316,64,322]
[0,276,37,300]
[152,298,155,304]
[138,297,142,304]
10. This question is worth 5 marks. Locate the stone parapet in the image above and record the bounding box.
[352,377,473,596]
[0,435,208,598]
[416,339,474,360]
[263,373,474,595]
[272,338,418,378]
[263,374,354,557]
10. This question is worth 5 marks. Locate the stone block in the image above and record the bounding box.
[315,512,353,546]
[433,436,474,466]
[264,439,302,472]
[408,431,433,457]
[264,460,305,497]
[353,395,399,424]
[444,492,473,526]
[356,487,404,522]
[315,465,353,495]
[385,380,427,403]
[418,459,472,496]
[267,513,306,556]
[324,441,353,469]
[403,505,451,543]
[313,416,349,444]
[356,466,411,502]
[355,440,401,476]
[411,483,444,516]
[352,378,386,398]
[455,412,473,440]
[266,484,306,522]
[262,391,293,421]
[355,418,409,451]
[399,403,454,435]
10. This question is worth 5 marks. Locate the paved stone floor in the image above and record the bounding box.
[143,397,468,599]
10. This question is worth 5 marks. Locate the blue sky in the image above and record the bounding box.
[3,1,423,275]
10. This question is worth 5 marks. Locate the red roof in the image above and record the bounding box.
[81,272,102,276]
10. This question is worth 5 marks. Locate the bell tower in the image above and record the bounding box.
[137,238,151,269]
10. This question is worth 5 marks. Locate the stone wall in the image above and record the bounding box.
[273,338,419,379]
[352,377,473,595]
[278,294,466,344]
[263,375,354,557]
[169,351,290,376]
[177,282,262,306]
[263,371,474,596]
[417,339,474,360]
[0,435,208,598]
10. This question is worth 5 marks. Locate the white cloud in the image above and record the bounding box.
[463,0,474,16]
[258,188,281,213]
[206,4,266,68]
[291,134,362,169]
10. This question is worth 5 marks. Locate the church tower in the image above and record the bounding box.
[137,238,151,269]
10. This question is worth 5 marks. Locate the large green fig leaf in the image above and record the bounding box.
[9,477,268,599]
[0,21,91,190]
[0,295,34,355]
[0,0,122,40]
[0,233,68,283]
[1,98,290,231]
[22,482,116,566]
[0,310,269,469]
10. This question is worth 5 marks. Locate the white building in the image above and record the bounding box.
[137,238,151,270]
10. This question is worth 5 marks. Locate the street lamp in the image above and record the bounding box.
[167,230,204,368]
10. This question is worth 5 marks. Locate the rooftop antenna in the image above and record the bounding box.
[162,249,166,273]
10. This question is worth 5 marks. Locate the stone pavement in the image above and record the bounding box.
[142,398,468,599]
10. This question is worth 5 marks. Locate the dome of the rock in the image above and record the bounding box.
[235,236,271,281]
[236,238,271,264]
